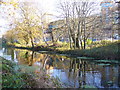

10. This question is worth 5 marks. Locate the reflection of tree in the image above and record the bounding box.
[67,59,119,88]
[11,49,14,61]
[25,52,28,58]
[118,65,120,87]
[68,59,87,88]
[28,51,34,66]
[78,60,83,88]
[16,51,35,66]
[43,55,49,69]
[42,55,65,70]
[83,61,86,86]
[78,60,87,88]
[43,55,70,70]
[17,51,69,69]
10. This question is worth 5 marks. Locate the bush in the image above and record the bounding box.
[1,57,35,88]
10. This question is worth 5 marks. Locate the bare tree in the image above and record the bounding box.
[58,0,97,49]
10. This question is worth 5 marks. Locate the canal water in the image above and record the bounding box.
[0,47,120,88]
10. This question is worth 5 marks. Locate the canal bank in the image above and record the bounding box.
[6,41,120,60]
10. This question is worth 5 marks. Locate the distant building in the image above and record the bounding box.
[101,0,114,24]
[100,0,119,39]
[41,13,56,42]
[48,20,70,42]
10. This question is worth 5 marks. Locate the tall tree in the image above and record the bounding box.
[59,0,97,49]
[6,1,44,47]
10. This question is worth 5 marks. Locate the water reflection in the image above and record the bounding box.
[1,48,120,88]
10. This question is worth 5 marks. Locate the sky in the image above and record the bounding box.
[32,0,103,15]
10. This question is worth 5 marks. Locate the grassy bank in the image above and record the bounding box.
[1,57,62,88]
[61,41,119,60]
[6,41,119,60]
[41,41,119,60]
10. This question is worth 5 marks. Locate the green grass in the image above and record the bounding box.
[84,41,119,59]
[58,41,119,60]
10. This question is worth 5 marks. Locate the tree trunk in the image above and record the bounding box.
[30,36,34,48]
[83,19,86,49]
[50,29,55,45]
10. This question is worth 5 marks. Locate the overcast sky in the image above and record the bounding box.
[18,0,104,16]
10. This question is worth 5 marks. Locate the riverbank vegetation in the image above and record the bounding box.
[4,40,119,60]
[60,41,119,60]
[1,57,62,88]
